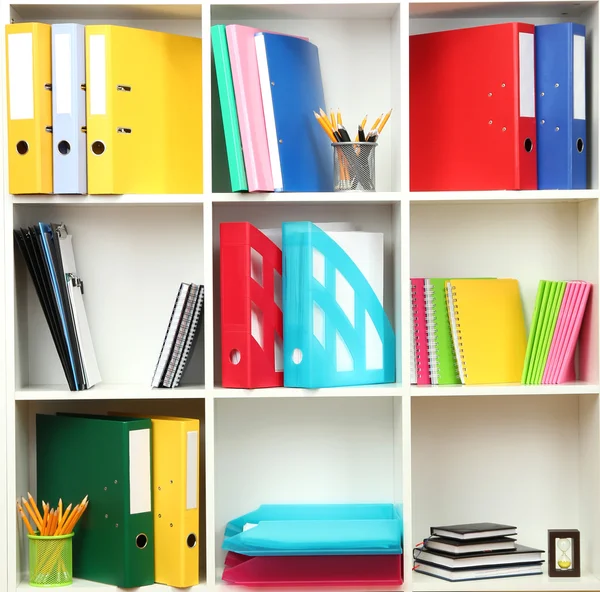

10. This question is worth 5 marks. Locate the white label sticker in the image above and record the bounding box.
[8,33,34,120]
[186,431,198,510]
[89,35,106,115]
[54,33,72,115]
[574,35,586,120]
[519,32,535,118]
[129,429,151,515]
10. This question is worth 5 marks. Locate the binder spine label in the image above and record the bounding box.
[54,33,72,115]
[129,428,151,514]
[186,430,199,510]
[89,34,106,115]
[574,34,586,120]
[518,32,535,117]
[8,33,34,120]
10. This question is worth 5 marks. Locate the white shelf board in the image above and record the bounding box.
[213,383,402,398]
[410,382,600,397]
[211,192,400,204]
[412,571,600,591]
[12,194,204,206]
[14,383,207,401]
[210,0,400,20]
[11,1,201,20]
[17,579,208,591]
[410,190,599,205]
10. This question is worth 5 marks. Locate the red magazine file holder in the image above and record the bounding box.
[220,222,283,388]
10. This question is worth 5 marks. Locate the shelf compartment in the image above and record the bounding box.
[211,3,401,193]
[410,200,599,385]
[12,204,205,390]
[411,395,600,579]
[214,397,403,569]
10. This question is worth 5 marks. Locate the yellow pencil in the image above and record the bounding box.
[17,502,34,535]
[378,108,392,134]
[58,498,62,525]
[314,112,336,143]
[55,504,72,535]
[22,497,43,533]
[337,109,343,128]
[330,110,337,130]
[27,492,44,530]
[355,114,368,141]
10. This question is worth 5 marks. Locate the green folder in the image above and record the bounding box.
[521,280,547,384]
[36,414,154,588]
[212,49,232,193]
[426,278,460,385]
[211,25,248,192]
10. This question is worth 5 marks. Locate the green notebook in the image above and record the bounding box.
[211,25,247,192]
[37,414,154,588]
[425,278,460,385]
[521,280,547,384]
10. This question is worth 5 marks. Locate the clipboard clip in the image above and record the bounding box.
[66,273,84,295]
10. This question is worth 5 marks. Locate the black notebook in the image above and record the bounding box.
[425,536,517,555]
[415,544,544,570]
[414,561,543,582]
[430,522,517,540]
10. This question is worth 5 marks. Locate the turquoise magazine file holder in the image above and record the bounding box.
[282,221,396,388]
[222,504,403,556]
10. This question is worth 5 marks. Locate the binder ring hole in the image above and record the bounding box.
[524,138,533,152]
[136,534,148,549]
[58,140,71,155]
[229,349,241,365]
[292,349,303,364]
[577,138,584,153]
[187,533,197,548]
[91,140,105,155]
[16,141,28,155]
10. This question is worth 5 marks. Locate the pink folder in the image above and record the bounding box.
[226,25,307,193]
[411,278,431,385]
[222,552,403,586]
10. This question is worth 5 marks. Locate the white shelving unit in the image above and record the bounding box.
[1,0,599,591]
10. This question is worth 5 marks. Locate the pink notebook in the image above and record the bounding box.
[222,552,403,586]
[411,278,431,385]
[226,26,307,193]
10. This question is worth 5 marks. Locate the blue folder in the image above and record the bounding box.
[52,23,87,194]
[223,504,403,556]
[282,222,396,388]
[255,33,332,192]
[535,23,587,189]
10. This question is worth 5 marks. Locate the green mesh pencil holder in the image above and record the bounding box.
[28,533,74,587]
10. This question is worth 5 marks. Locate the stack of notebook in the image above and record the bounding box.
[211,25,332,193]
[151,283,205,388]
[14,224,101,391]
[414,522,544,582]
[411,278,528,385]
[221,504,403,586]
[522,280,591,384]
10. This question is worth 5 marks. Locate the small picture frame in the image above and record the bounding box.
[548,529,580,577]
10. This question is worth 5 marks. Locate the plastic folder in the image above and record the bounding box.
[37,413,154,588]
[222,552,403,586]
[223,504,403,556]
[282,222,395,388]
[5,22,52,194]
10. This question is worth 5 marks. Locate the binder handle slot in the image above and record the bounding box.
[91,141,105,155]
[117,85,131,92]
[523,138,533,153]
[187,533,197,548]
[58,140,71,155]
[117,127,132,134]
[577,138,584,153]
[44,83,52,91]
[45,126,53,133]
[135,533,148,549]
[80,83,86,91]
[16,141,28,155]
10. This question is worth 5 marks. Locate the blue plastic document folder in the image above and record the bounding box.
[222,504,403,556]
[535,22,587,189]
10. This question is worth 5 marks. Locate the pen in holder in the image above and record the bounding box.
[333,142,377,192]
[28,532,74,587]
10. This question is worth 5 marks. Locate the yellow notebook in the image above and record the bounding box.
[86,25,202,194]
[5,23,52,194]
[446,279,527,384]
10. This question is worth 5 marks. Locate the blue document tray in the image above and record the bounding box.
[222,504,403,556]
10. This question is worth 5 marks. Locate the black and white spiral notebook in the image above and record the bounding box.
[152,283,205,388]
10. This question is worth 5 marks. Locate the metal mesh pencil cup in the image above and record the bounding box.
[332,142,377,192]
[28,533,74,587]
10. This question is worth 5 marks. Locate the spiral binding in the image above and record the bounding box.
[424,280,441,383]
[173,285,205,388]
[450,285,468,381]
[412,282,428,382]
